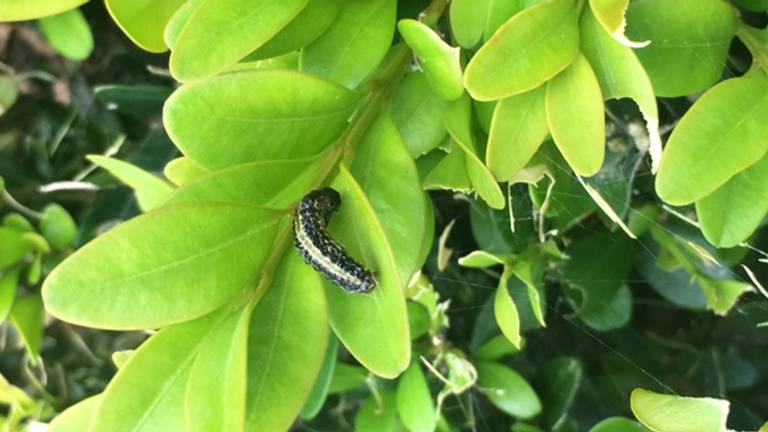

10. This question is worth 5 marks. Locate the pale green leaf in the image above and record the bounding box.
[170,0,307,81]
[464,0,580,101]
[111,350,133,369]
[589,417,648,432]
[449,0,521,47]
[105,0,185,53]
[324,167,410,378]
[300,335,338,420]
[476,360,541,419]
[10,295,44,359]
[164,69,359,170]
[42,203,281,330]
[630,388,729,432]
[0,228,34,268]
[655,75,768,205]
[696,153,768,248]
[625,0,737,97]
[397,362,436,432]
[588,0,648,48]
[352,114,427,282]
[186,306,251,432]
[697,278,752,316]
[487,85,548,181]
[90,312,225,432]
[39,204,77,249]
[546,53,605,176]
[458,250,505,268]
[391,72,448,157]
[355,391,401,432]
[163,157,209,186]
[329,363,368,394]
[0,0,87,21]
[48,395,102,432]
[475,334,523,361]
[398,19,463,101]
[88,155,173,212]
[495,268,521,348]
[38,8,93,60]
[300,0,396,88]
[422,146,472,193]
[580,8,661,172]
[245,250,329,432]
[163,0,203,50]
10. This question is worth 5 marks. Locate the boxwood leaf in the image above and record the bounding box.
[580,8,661,173]
[487,85,548,181]
[587,0,648,48]
[655,75,768,205]
[164,155,324,209]
[630,388,729,432]
[89,311,226,432]
[163,0,203,49]
[324,167,410,378]
[697,278,752,316]
[186,305,251,432]
[352,114,426,282]
[329,363,368,394]
[245,249,329,431]
[164,70,359,170]
[464,0,580,101]
[163,157,209,186]
[0,0,87,21]
[625,0,737,97]
[589,417,647,432]
[495,268,521,348]
[300,0,396,89]
[300,334,338,420]
[42,203,282,330]
[169,0,307,81]
[104,0,185,53]
[396,362,436,432]
[39,204,77,249]
[48,395,102,432]
[696,153,768,248]
[38,9,93,61]
[537,357,582,429]
[422,145,472,193]
[546,53,605,177]
[10,295,44,359]
[450,0,521,48]
[476,360,541,419]
[391,72,448,157]
[398,19,463,101]
[0,269,19,322]
[0,228,34,268]
[88,155,173,212]
[244,0,343,61]
[94,84,172,118]
[355,390,401,431]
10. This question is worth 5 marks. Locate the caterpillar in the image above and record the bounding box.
[293,188,377,293]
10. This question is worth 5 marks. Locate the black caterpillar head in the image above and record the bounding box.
[305,188,341,214]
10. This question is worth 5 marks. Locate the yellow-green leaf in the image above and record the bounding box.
[630,388,729,432]
[495,268,521,348]
[38,9,93,60]
[105,0,185,53]
[588,0,648,48]
[88,155,173,212]
[163,157,208,186]
[0,0,87,21]
[398,19,463,101]
[48,395,102,432]
[396,362,436,432]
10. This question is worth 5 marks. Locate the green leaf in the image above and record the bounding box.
[476,360,541,419]
[48,395,102,432]
[0,269,19,322]
[352,114,426,282]
[696,153,768,248]
[697,278,752,316]
[625,0,737,97]
[464,0,580,101]
[104,0,185,53]
[164,69,359,170]
[111,350,134,369]
[391,72,448,157]
[37,8,93,60]
[89,312,225,432]
[0,75,19,116]
[329,363,368,394]
[169,0,307,81]
[589,417,648,432]
[445,95,505,209]
[355,390,401,432]
[324,167,410,378]
[163,157,209,186]
[244,0,343,61]
[545,53,605,177]
[495,269,522,348]
[655,75,768,205]
[458,250,505,268]
[630,388,729,432]
[163,0,203,49]
[422,145,472,193]
[487,85,548,181]
[0,228,34,269]
[186,306,250,432]
[39,204,77,249]
[537,357,582,430]
[588,0,648,48]
[300,0,396,89]
[164,156,324,209]
[397,362,436,432]
[475,334,523,361]
[449,0,521,48]
[10,295,44,359]
[511,256,546,327]
[300,334,338,420]
[3,213,34,232]
[0,0,87,21]
[580,8,661,172]
[398,19,463,101]
[94,84,172,117]
[245,249,329,431]
[43,203,281,330]
[88,155,173,212]
[407,301,431,340]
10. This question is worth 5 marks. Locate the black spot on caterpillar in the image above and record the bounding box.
[293,188,377,293]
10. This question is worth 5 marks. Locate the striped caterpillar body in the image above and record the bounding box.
[293,188,377,294]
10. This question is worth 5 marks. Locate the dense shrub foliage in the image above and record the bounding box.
[0,0,767,431]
